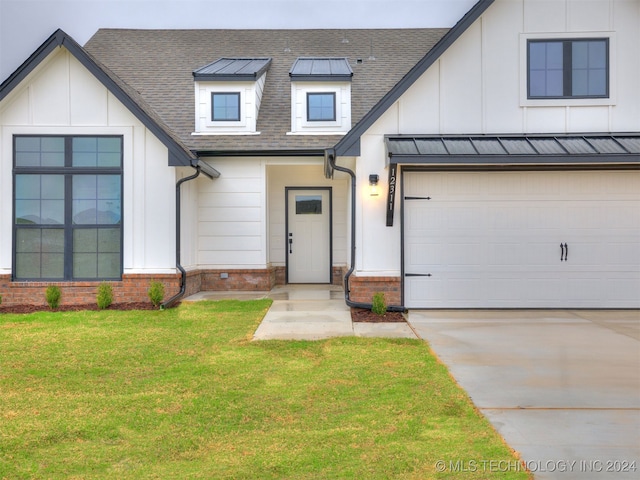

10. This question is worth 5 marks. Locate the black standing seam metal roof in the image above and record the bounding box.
[0,29,220,178]
[193,58,272,81]
[289,57,353,81]
[384,135,640,165]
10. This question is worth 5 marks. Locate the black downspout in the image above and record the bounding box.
[327,150,405,312]
[161,167,201,309]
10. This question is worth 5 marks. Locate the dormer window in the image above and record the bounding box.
[193,58,271,135]
[289,58,352,135]
[212,92,241,121]
[307,93,336,121]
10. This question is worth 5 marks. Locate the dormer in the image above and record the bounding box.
[193,58,271,135]
[289,58,353,135]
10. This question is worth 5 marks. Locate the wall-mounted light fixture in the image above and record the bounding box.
[369,174,379,196]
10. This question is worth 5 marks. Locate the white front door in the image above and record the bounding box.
[403,170,640,308]
[287,188,331,283]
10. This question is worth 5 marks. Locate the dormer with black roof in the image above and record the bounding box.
[193,57,272,135]
[288,57,353,135]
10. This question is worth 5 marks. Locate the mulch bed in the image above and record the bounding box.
[0,302,159,314]
[1,303,406,323]
[350,307,406,323]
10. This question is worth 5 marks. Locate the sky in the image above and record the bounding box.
[0,0,477,81]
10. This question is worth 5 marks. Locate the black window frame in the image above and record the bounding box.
[12,135,124,282]
[306,92,336,122]
[527,38,609,99]
[211,92,241,121]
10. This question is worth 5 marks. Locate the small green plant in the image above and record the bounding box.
[45,285,61,310]
[148,281,165,307]
[96,282,114,310]
[371,292,387,316]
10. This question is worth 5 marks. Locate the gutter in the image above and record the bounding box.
[325,149,405,313]
[161,166,202,309]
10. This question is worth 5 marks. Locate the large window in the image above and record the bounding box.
[211,92,241,121]
[307,92,336,121]
[13,136,123,281]
[528,38,608,99]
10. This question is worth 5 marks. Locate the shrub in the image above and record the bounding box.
[372,292,387,316]
[96,282,114,310]
[148,281,165,307]
[45,285,61,310]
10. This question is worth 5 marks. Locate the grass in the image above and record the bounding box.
[0,300,530,479]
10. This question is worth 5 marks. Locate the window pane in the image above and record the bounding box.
[15,228,42,253]
[73,137,98,167]
[572,40,607,96]
[588,69,607,96]
[15,228,64,279]
[74,253,97,278]
[546,42,563,69]
[74,228,98,253]
[15,175,64,224]
[307,93,335,121]
[73,175,97,224]
[15,253,41,278]
[41,252,64,278]
[72,228,120,279]
[546,70,563,97]
[73,228,98,278]
[15,137,64,167]
[588,41,607,68]
[572,41,589,69]
[296,195,322,214]
[98,175,121,224]
[212,93,240,121]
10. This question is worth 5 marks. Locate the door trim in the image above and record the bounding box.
[285,187,333,284]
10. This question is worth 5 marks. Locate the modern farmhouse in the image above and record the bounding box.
[1,0,638,308]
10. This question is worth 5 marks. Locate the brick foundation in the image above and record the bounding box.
[0,273,180,307]
[347,275,401,306]
[0,266,350,308]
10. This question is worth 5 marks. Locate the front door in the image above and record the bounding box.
[287,188,331,283]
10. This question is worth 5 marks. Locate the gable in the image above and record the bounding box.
[0,29,219,178]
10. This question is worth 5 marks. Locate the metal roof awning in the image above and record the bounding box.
[193,58,272,81]
[385,134,640,166]
[289,57,353,82]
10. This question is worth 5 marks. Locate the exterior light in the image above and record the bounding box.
[369,174,379,196]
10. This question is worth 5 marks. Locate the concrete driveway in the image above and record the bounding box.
[408,310,640,479]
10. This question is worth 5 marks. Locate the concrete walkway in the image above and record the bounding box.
[184,284,418,340]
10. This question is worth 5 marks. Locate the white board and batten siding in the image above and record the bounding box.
[403,171,640,308]
[0,48,179,275]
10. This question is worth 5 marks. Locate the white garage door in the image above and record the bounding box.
[404,170,640,308]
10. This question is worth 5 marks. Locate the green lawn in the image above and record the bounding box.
[0,300,530,479]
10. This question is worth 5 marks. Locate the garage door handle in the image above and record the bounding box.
[560,243,568,262]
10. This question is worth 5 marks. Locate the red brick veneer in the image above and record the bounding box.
[347,276,401,306]
[0,274,180,307]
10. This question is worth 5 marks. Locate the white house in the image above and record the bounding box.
[1,0,638,309]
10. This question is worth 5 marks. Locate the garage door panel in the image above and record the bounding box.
[403,170,640,308]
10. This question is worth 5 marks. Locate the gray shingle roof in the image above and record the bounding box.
[83,28,448,153]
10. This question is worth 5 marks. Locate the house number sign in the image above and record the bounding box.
[386,163,397,227]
